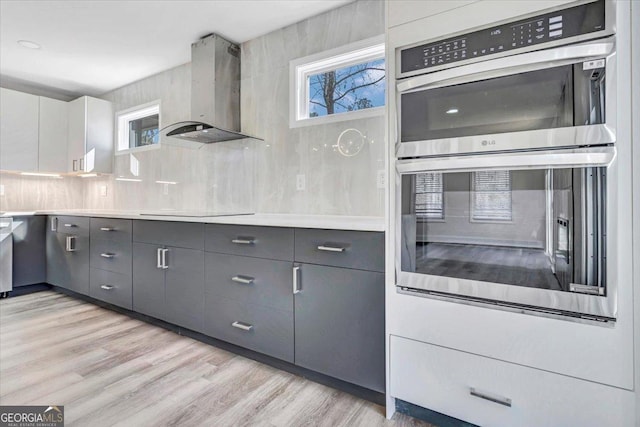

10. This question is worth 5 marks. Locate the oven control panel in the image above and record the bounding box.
[400,0,606,74]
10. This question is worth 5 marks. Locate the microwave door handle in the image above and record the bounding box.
[397,39,614,93]
[395,146,617,175]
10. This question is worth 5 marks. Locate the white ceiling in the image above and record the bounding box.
[0,0,353,100]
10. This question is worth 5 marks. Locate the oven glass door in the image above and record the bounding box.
[397,151,615,320]
[400,62,604,142]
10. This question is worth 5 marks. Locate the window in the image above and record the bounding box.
[116,101,160,153]
[471,170,512,221]
[415,172,444,219]
[290,36,385,127]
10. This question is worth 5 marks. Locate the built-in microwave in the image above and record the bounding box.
[393,0,619,322]
[395,0,616,159]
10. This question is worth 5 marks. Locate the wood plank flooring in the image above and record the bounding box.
[0,291,430,427]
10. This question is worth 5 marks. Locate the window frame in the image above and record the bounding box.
[289,35,385,128]
[115,100,161,155]
[470,170,513,223]
[415,172,445,222]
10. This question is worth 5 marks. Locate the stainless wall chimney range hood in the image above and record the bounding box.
[163,33,262,144]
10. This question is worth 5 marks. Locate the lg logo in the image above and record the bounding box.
[481,140,496,146]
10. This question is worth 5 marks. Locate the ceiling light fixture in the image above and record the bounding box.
[79,173,98,178]
[155,180,177,185]
[20,172,60,178]
[17,40,41,49]
[446,108,459,114]
[115,177,142,182]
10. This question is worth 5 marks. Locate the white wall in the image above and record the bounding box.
[241,0,385,215]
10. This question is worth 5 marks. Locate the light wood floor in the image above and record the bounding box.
[0,291,431,427]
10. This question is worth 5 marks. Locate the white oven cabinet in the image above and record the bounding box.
[390,335,635,427]
[67,96,113,174]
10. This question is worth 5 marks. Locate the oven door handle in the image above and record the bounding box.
[397,38,614,93]
[396,146,616,175]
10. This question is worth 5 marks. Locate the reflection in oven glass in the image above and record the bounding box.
[401,167,606,293]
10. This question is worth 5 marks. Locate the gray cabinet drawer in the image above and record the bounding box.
[50,215,90,236]
[90,217,132,242]
[90,239,132,275]
[133,220,204,250]
[90,268,132,310]
[205,253,293,313]
[205,224,294,261]
[294,228,384,272]
[204,296,293,362]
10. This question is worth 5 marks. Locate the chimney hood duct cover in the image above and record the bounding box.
[163,34,261,144]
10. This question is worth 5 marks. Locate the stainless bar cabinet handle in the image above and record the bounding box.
[79,158,84,171]
[162,248,169,269]
[469,387,512,407]
[100,227,115,231]
[100,253,115,259]
[65,235,76,252]
[51,217,58,231]
[73,160,78,171]
[317,245,345,253]
[231,321,253,331]
[231,275,255,285]
[100,284,115,291]
[64,223,77,228]
[156,248,163,269]
[231,237,255,245]
[293,265,301,294]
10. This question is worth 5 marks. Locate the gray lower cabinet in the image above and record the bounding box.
[294,263,385,393]
[12,215,46,287]
[89,217,133,309]
[132,242,166,320]
[132,242,205,333]
[165,246,204,332]
[46,216,90,295]
[204,252,294,362]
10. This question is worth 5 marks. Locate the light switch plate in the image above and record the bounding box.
[0,184,4,196]
[99,185,108,197]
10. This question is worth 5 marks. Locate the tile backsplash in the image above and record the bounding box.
[1,0,385,217]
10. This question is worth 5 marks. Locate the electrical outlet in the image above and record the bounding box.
[376,169,385,189]
[99,185,108,197]
[296,174,306,191]
[0,184,4,196]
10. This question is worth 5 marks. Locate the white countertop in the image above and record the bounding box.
[0,210,385,232]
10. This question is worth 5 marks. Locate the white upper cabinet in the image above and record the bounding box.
[0,87,39,171]
[0,88,76,173]
[38,97,69,173]
[67,96,113,173]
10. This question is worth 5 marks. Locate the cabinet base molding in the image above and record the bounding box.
[51,286,385,406]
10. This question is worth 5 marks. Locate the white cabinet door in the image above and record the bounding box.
[0,87,39,171]
[67,96,86,173]
[85,96,113,173]
[38,97,68,173]
[67,96,113,173]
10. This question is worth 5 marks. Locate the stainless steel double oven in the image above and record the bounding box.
[394,0,618,322]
